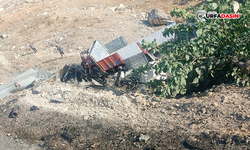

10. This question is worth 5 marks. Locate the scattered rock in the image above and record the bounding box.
[133,96,146,104]
[9,106,20,118]
[213,102,218,107]
[25,0,33,3]
[89,4,99,10]
[91,142,100,149]
[60,133,73,143]
[184,136,202,149]
[231,93,238,99]
[31,87,39,94]
[139,134,150,142]
[221,95,228,103]
[148,8,171,26]
[207,92,215,97]
[110,4,127,12]
[50,94,65,103]
[42,12,48,16]
[115,4,125,11]
[140,12,147,18]
[30,105,39,111]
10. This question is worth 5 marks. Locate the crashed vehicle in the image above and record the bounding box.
[60,21,176,91]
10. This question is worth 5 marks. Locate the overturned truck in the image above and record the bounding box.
[60,22,176,91]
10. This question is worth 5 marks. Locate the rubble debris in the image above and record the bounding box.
[110,4,126,12]
[30,105,39,111]
[91,142,100,149]
[115,4,125,11]
[29,44,37,53]
[9,106,20,118]
[31,87,39,94]
[6,99,18,105]
[50,94,65,103]
[50,99,64,103]
[0,34,3,39]
[40,135,53,141]
[0,68,54,98]
[148,8,171,26]
[138,134,150,142]
[14,81,21,87]
[60,132,73,143]
[25,0,34,3]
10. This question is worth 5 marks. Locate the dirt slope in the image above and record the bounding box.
[0,0,250,149]
[1,80,250,149]
[0,0,199,82]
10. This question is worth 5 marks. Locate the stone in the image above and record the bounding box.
[139,134,150,142]
[9,106,20,118]
[60,133,73,143]
[30,105,39,111]
[148,8,171,26]
[140,12,147,18]
[115,4,125,11]
[41,12,48,16]
[89,4,99,10]
[207,92,215,97]
[25,0,33,3]
[109,7,116,12]
[221,95,228,103]
[50,94,65,103]
[213,102,218,107]
[134,96,146,104]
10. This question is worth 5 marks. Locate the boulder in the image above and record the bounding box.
[148,8,171,26]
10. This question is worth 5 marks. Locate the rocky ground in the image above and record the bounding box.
[1,80,250,149]
[0,0,250,149]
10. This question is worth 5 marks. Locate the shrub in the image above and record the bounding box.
[138,0,249,98]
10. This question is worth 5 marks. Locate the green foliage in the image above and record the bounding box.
[137,0,250,98]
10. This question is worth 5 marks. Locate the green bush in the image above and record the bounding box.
[138,0,250,98]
